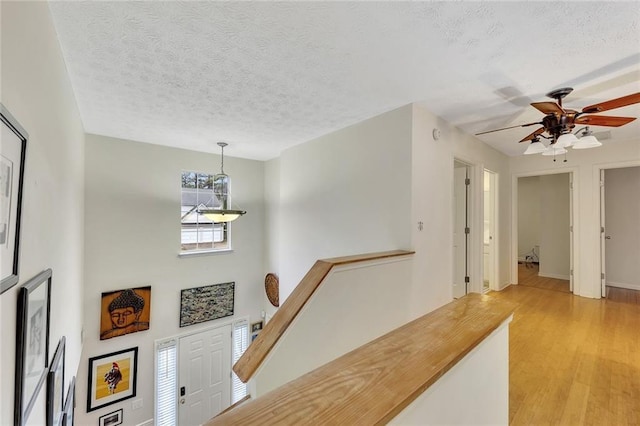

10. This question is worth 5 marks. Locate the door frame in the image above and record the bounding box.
[154,315,249,423]
[511,168,578,292]
[594,160,640,297]
[484,169,499,292]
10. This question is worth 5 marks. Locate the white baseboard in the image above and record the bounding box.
[136,420,153,426]
[538,272,570,280]
[496,282,512,291]
[607,281,640,291]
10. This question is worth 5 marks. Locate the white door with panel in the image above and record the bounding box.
[179,325,232,425]
[453,164,469,298]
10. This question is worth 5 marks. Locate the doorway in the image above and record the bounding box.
[600,165,640,297]
[513,171,574,293]
[453,160,470,298]
[483,169,498,293]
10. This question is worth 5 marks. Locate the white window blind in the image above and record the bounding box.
[156,339,177,426]
[232,321,249,403]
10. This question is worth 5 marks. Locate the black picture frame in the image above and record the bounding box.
[62,376,75,426]
[14,269,52,426]
[0,103,28,293]
[87,347,138,412]
[47,337,66,426]
[179,281,235,327]
[98,408,123,426]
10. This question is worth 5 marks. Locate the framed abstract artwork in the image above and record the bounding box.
[0,103,28,293]
[15,269,52,425]
[100,286,151,340]
[87,347,138,412]
[179,281,235,327]
[47,337,65,426]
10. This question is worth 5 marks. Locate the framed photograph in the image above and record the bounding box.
[251,321,263,333]
[100,286,151,340]
[62,376,75,426]
[180,281,234,327]
[0,103,28,293]
[98,409,123,426]
[87,347,138,412]
[15,269,52,426]
[47,337,66,426]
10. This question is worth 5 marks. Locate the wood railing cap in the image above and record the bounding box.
[233,250,415,383]
[209,293,516,425]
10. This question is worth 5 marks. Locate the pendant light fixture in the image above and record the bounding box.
[199,142,246,223]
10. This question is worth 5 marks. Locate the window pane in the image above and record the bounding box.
[156,340,177,426]
[181,172,196,188]
[181,170,231,252]
[197,173,213,189]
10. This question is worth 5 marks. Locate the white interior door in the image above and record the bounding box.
[453,164,468,298]
[179,324,232,426]
[600,169,606,297]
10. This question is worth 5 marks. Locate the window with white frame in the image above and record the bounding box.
[155,339,177,426]
[181,171,230,252]
[232,320,249,403]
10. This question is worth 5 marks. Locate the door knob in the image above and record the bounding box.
[605,236,611,240]
[180,398,185,405]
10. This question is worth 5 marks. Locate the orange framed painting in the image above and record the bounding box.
[87,347,138,412]
[100,286,151,340]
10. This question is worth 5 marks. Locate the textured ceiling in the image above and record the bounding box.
[48,1,640,160]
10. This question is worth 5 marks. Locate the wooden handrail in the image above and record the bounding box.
[208,293,516,425]
[233,250,414,383]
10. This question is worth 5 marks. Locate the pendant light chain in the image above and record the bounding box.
[218,142,227,174]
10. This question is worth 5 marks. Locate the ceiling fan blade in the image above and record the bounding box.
[475,121,541,136]
[531,102,565,115]
[519,127,546,143]
[574,115,637,127]
[582,92,640,114]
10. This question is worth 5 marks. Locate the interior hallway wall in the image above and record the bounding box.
[1,2,85,425]
[80,134,265,425]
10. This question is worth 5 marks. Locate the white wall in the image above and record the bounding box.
[1,2,85,425]
[263,158,280,318]
[518,176,540,260]
[510,138,640,298]
[539,174,570,279]
[604,166,640,289]
[80,135,265,425]
[275,105,414,302]
[412,104,511,308]
[390,319,510,426]
[253,257,414,396]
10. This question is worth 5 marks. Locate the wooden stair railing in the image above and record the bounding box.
[233,250,414,383]
[207,293,516,425]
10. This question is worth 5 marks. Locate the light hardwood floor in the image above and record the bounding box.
[490,267,640,425]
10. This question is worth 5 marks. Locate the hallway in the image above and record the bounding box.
[490,276,640,425]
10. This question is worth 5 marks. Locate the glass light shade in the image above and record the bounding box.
[523,140,546,155]
[542,146,567,156]
[555,133,578,148]
[201,209,246,223]
[572,135,602,149]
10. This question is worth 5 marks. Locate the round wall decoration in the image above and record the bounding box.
[264,273,279,307]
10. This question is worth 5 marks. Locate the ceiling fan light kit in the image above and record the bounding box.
[475,87,640,159]
[523,139,546,155]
